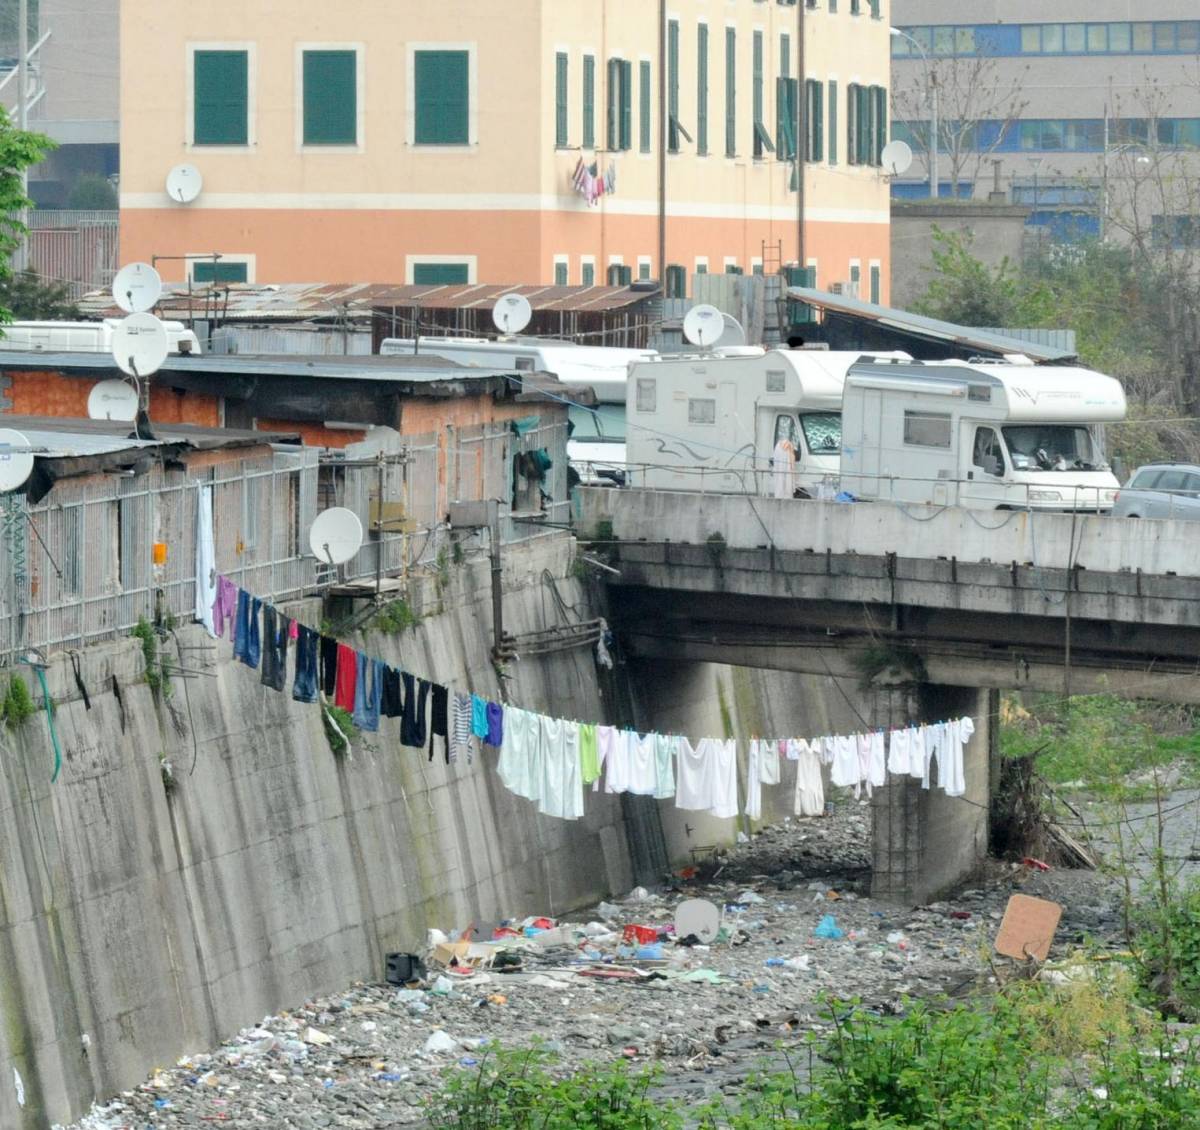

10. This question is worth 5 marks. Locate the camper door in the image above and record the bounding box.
[959,421,1011,508]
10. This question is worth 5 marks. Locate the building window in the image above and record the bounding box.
[555,52,569,147]
[668,20,680,152]
[827,80,839,164]
[1153,215,1200,248]
[193,50,248,145]
[752,32,774,158]
[554,258,569,285]
[849,261,861,295]
[665,264,687,298]
[777,77,798,159]
[637,257,652,280]
[697,24,709,155]
[607,263,632,285]
[805,79,824,162]
[636,378,657,412]
[607,58,633,151]
[695,257,709,274]
[870,263,881,303]
[414,50,470,145]
[903,410,952,448]
[581,258,596,285]
[413,262,470,284]
[847,83,885,166]
[725,28,736,157]
[639,60,652,153]
[192,259,249,283]
[688,398,717,424]
[725,261,743,275]
[583,55,595,148]
[302,50,357,145]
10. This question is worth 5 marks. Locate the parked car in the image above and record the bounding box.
[1112,463,1200,519]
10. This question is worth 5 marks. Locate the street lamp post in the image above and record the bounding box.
[891,27,938,199]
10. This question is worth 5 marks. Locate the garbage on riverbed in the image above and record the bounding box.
[814,914,845,940]
[994,894,1062,964]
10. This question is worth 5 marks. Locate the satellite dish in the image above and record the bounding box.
[309,507,363,566]
[166,163,203,204]
[112,262,163,314]
[87,379,139,422]
[683,304,724,348]
[881,140,914,177]
[716,313,747,348]
[0,428,34,492]
[111,312,170,378]
[492,293,532,336]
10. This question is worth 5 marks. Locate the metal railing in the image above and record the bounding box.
[26,209,119,298]
[0,418,574,656]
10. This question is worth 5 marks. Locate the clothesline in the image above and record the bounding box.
[198,574,976,823]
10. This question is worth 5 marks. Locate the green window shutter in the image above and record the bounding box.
[194,51,248,145]
[582,261,595,286]
[620,60,633,150]
[846,83,856,165]
[725,263,743,275]
[814,80,824,161]
[776,78,795,159]
[725,28,736,157]
[555,53,569,147]
[583,56,595,148]
[873,85,887,165]
[607,58,620,149]
[668,21,680,152]
[555,261,568,285]
[697,24,708,155]
[752,31,765,157]
[827,80,838,164]
[414,50,469,145]
[665,264,686,298]
[413,262,469,284]
[303,50,356,145]
[193,261,248,284]
[870,264,880,304]
[860,86,871,164]
[639,60,652,153]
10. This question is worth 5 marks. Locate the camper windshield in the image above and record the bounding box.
[569,404,627,443]
[1001,425,1105,471]
[801,413,842,454]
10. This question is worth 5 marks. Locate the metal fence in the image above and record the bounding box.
[26,210,119,299]
[0,413,573,656]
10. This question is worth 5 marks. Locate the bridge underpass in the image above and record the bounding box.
[575,487,1200,903]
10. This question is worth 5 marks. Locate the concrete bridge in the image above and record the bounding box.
[574,487,1200,902]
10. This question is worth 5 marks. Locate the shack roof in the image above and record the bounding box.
[76,282,658,322]
[788,287,1079,364]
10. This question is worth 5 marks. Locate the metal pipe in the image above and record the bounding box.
[796,0,805,266]
[16,0,28,271]
[658,0,667,290]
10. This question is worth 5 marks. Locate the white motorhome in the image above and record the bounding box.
[840,358,1125,511]
[379,337,657,484]
[625,347,909,495]
[0,319,202,355]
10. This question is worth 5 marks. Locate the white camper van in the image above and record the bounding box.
[0,320,202,355]
[379,337,657,484]
[625,347,909,495]
[839,358,1125,511]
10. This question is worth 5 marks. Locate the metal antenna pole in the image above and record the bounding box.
[16,0,29,269]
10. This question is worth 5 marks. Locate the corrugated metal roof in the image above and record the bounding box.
[0,416,297,458]
[790,288,1078,363]
[974,327,1078,354]
[76,281,658,322]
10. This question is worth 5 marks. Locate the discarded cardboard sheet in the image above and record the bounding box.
[994,893,1062,964]
[430,941,495,969]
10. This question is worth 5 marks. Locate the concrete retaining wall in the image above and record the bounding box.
[0,533,636,1128]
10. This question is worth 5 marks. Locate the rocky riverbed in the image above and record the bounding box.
[64,804,1126,1130]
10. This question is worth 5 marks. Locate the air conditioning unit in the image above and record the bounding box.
[829,281,860,299]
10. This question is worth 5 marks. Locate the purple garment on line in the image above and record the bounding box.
[212,576,238,639]
[485,701,504,748]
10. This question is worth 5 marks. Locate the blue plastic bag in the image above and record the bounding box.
[814,914,844,940]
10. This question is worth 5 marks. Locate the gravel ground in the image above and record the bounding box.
[64,803,1128,1130]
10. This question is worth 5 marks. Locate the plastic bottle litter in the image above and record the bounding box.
[784,955,811,971]
[634,943,664,961]
[430,976,457,997]
[764,957,786,967]
[886,931,907,945]
[738,890,766,905]
[423,1030,458,1055]
[626,886,651,902]
[814,914,845,940]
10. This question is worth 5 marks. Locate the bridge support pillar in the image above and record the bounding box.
[871,685,995,905]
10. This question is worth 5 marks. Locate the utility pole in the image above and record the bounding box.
[16,0,28,269]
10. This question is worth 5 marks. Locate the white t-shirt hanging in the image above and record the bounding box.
[627,732,658,796]
[653,733,677,799]
[793,741,825,817]
[830,735,860,789]
[674,736,712,812]
[604,729,636,794]
[498,707,540,802]
[942,716,974,797]
[887,728,910,776]
[538,715,584,819]
[710,738,740,819]
[746,739,763,820]
[868,731,887,788]
[760,740,781,785]
[908,727,927,782]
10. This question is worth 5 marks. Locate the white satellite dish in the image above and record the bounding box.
[309,507,364,566]
[0,428,34,492]
[111,312,170,378]
[716,313,747,348]
[87,379,139,422]
[492,293,532,336]
[166,163,203,204]
[881,140,914,177]
[112,262,163,314]
[683,304,725,348]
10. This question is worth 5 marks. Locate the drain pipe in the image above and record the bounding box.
[658,0,667,289]
[796,0,806,268]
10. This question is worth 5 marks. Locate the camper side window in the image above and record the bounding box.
[636,378,656,412]
[972,427,1004,477]
[688,398,716,424]
[903,410,952,449]
[774,415,800,447]
[515,357,536,371]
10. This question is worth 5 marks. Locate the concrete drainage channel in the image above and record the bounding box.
[63,804,1128,1129]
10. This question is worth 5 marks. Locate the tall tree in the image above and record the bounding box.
[0,104,55,324]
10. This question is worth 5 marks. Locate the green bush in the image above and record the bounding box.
[323,705,355,757]
[131,616,169,696]
[3,674,35,727]
[372,599,419,634]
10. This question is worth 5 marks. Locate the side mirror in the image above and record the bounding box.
[981,454,1001,476]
